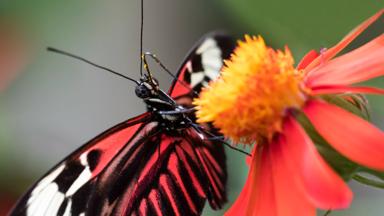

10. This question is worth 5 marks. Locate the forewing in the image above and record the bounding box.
[9,113,153,216]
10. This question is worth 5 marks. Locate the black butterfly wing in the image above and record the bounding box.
[10,113,153,216]
[169,32,235,99]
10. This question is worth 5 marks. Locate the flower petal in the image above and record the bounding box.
[305,34,384,88]
[304,99,384,170]
[282,116,353,209]
[225,147,277,216]
[311,85,384,95]
[297,50,319,70]
[269,137,316,215]
[304,9,383,72]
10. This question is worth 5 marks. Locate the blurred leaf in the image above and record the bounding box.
[217,0,381,58]
[352,174,384,190]
[321,95,370,120]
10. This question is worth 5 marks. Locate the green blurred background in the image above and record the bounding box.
[0,0,383,215]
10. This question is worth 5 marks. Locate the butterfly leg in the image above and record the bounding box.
[207,136,225,141]
[190,123,252,156]
[143,52,173,77]
[157,107,195,115]
[141,53,157,85]
[143,52,199,96]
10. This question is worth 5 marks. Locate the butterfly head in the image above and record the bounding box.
[135,75,160,99]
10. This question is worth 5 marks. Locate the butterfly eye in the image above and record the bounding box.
[135,83,152,98]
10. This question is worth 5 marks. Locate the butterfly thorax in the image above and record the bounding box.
[135,77,190,131]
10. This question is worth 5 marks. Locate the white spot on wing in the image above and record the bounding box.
[63,199,72,216]
[28,164,65,205]
[45,192,65,216]
[80,152,88,166]
[26,153,93,216]
[193,37,223,88]
[190,72,205,87]
[201,40,222,81]
[196,38,216,54]
[185,61,193,72]
[65,166,92,196]
[66,153,92,196]
[27,183,60,216]
[205,68,220,82]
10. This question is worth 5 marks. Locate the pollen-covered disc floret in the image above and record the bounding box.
[194,35,307,144]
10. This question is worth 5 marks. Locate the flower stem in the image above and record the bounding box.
[353,174,384,189]
[323,210,332,216]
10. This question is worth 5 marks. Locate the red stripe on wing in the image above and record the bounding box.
[168,153,199,214]
[159,175,182,216]
[169,63,192,98]
[148,189,162,215]
[185,128,227,209]
[87,121,143,177]
[174,141,206,197]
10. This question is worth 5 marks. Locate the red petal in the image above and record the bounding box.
[305,35,384,88]
[304,9,383,72]
[282,116,352,209]
[311,85,384,95]
[225,147,277,216]
[297,50,320,70]
[269,137,316,215]
[304,99,384,170]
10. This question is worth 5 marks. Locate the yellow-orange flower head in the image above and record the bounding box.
[194,35,307,144]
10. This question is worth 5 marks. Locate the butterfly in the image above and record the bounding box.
[10,32,235,216]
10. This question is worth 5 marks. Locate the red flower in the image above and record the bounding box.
[0,20,29,91]
[195,10,384,215]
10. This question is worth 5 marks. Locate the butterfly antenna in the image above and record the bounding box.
[47,47,139,85]
[139,0,144,77]
[137,0,196,96]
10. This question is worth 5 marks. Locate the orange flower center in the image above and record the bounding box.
[194,36,307,144]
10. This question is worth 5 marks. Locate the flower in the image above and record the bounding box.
[0,20,29,92]
[194,10,384,215]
